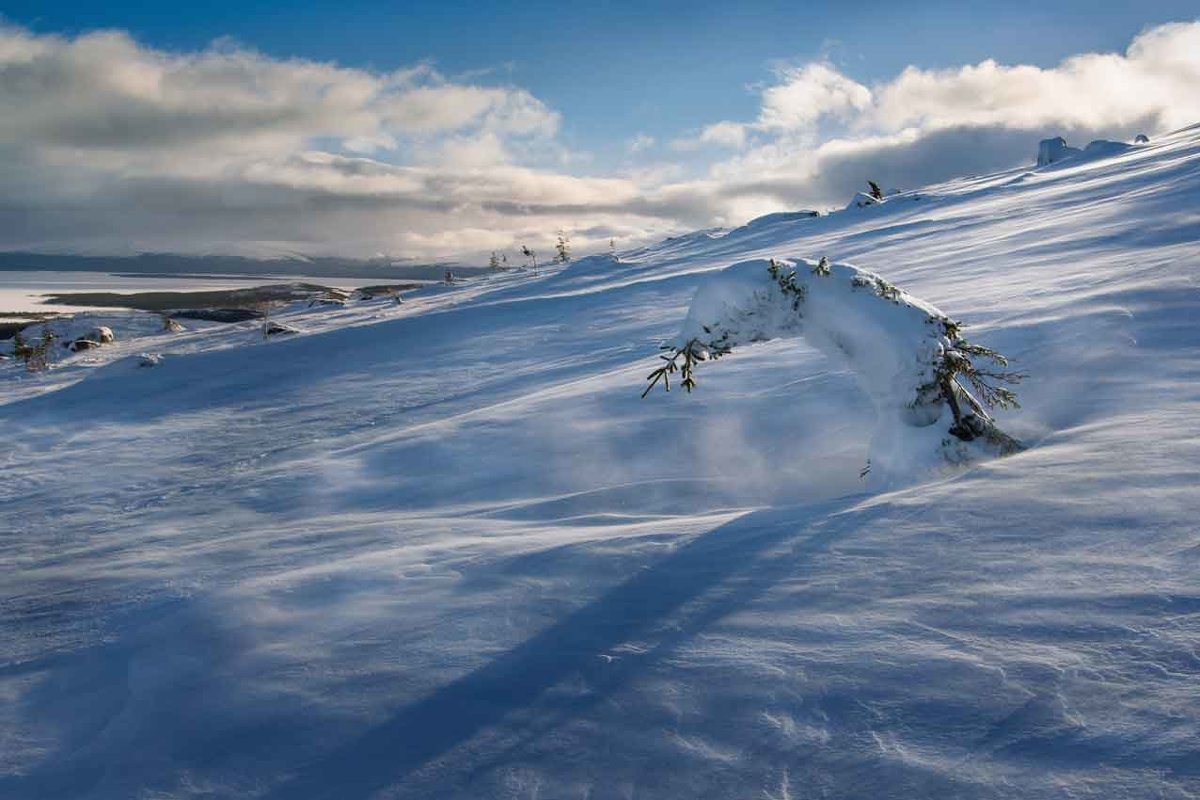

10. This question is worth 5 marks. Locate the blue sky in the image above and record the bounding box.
[1,3,1198,258]
[6,0,1196,168]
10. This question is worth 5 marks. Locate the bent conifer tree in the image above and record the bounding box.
[643,257,1024,482]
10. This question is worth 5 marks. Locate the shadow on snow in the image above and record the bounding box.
[264,497,864,799]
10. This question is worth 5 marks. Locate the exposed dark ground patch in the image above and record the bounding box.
[3,282,419,338]
[38,283,365,312]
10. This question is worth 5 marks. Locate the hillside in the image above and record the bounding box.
[2,126,1199,799]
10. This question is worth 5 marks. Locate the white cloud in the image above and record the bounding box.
[672,62,871,152]
[699,121,749,149]
[0,27,559,157]
[872,23,1200,133]
[757,62,872,131]
[627,133,655,153]
[670,121,748,152]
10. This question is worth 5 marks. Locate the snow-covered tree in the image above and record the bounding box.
[488,251,501,270]
[643,257,1024,482]
[10,330,32,366]
[11,327,54,372]
[554,231,571,264]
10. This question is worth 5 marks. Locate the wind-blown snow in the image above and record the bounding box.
[3,127,1200,799]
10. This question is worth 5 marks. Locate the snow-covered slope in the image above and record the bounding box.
[3,126,1200,799]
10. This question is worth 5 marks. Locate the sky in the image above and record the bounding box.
[1,2,1198,261]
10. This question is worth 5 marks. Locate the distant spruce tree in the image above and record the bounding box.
[554,231,571,264]
[35,328,53,371]
[867,180,885,201]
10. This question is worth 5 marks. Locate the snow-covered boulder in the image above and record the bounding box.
[1037,137,1082,166]
[91,326,115,343]
[648,257,1023,484]
[1038,136,1134,167]
[137,353,162,367]
[1082,139,1133,159]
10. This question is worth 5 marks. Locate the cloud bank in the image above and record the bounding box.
[1,21,1198,260]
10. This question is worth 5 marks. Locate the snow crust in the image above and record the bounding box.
[3,127,1200,799]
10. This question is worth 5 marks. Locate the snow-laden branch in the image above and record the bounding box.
[645,257,1024,482]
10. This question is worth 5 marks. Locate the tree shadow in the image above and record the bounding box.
[266,495,868,799]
